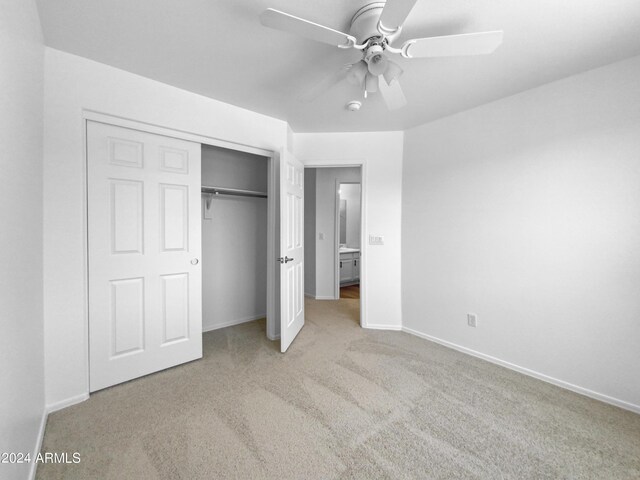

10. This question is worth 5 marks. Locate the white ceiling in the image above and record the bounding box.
[36,0,640,132]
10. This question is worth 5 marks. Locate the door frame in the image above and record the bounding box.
[81,110,280,391]
[334,180,362,299]
[304,163,366,328]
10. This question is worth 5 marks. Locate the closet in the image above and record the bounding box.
[200,144,269,332]
[87,120,305,390]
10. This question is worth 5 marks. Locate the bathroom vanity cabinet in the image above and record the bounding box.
[339,249,360,284]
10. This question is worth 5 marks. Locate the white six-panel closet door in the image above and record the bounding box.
[87,121,202,391]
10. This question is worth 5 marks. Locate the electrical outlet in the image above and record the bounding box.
[467,313,478,328]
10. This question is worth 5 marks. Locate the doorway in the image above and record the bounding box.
[303,166,363,326]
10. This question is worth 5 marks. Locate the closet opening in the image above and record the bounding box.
[201,144,273,337]
[304,166,363,326]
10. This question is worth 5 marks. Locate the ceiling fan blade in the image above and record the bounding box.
[378,0,419,33]
[379,77,407,110]
[260,8,356,48]
[402,31,504,58]
[297,64,352,103]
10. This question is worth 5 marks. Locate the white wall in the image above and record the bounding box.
[340,183,361,248]
[303,168,316,297]
[0,1,45,478]
[201,145,268,331]
[402,55,640,411]
[314,167,361,299]
[293,132,404,329]
[43,48,288,409]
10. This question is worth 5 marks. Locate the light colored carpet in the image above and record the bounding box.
[38,298,640,479]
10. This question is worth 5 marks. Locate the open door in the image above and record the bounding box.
[87,121,203,391]
[279,150,305,352]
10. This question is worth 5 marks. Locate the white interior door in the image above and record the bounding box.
[87,121,202,391]
[279,150,305,352]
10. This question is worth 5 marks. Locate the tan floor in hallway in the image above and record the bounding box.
[38,297,640,479]
[340,284,360,299]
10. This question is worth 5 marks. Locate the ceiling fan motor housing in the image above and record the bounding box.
[349,2,401,45]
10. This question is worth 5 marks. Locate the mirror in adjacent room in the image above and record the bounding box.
[338,184,361,249]
[339,199,347,246]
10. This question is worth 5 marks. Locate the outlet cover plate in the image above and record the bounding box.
[467,313,478,327]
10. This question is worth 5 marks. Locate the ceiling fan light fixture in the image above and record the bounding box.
[383,60,403,84]
[364,45,388,76]
[367,53,388,76]
[346,61,367,86]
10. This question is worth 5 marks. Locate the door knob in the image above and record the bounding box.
[191,258,199,265]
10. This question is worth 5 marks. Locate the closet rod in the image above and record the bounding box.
[201,185,267,198]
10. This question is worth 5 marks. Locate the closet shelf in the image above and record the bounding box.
[201,185,267,198]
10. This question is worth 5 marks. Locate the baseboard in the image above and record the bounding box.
[33,392,88,479]
[46,392,90,414]
[29,409,48,480]
[267,333,280,341]
[401,326,640,415]
[304,292,315,298]
[363,324,402,331]
[314,296,337,300]
[202,314,266,332]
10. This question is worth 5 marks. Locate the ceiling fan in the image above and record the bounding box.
[260,0,503,110]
